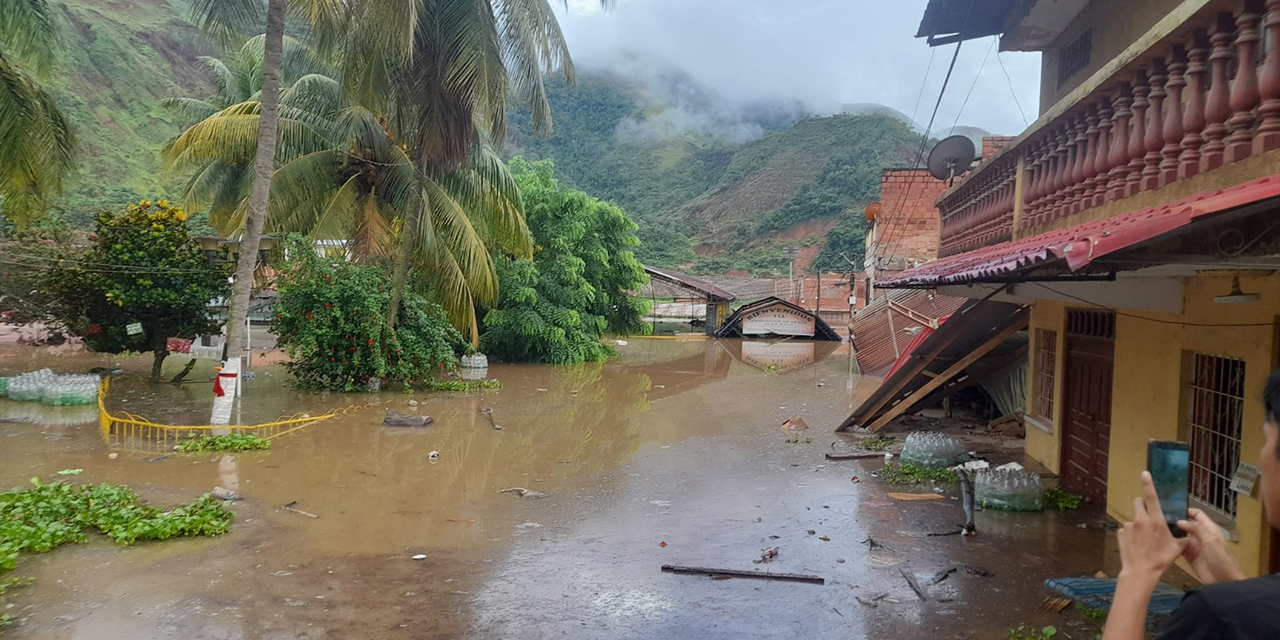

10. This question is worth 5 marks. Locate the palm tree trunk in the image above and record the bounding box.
[223,0,285,363]
[386,210,420,328]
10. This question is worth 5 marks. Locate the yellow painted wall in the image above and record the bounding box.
[1039,0,1184,112]
[1026,301,1068,472]
[1103,273,1280,576]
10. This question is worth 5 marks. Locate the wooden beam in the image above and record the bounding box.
[838,301,990,431]
[864,309,1030,432]
[917,344,1030,409]
[887,300,939,328]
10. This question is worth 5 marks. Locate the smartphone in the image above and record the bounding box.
[1147,440,1190,538]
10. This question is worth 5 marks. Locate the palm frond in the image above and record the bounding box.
[160,96,223,124]
[0,0,59,75]
[189,0,264,45]
[0,52,75,226]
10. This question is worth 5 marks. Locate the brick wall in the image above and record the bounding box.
[865,169,948,283]
[982,136,1016,160]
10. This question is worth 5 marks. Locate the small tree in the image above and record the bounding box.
[271,236,463,392]
[481,159,649,363]
[45,200,228,382]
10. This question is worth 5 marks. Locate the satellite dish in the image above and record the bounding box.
[927,135,977,184]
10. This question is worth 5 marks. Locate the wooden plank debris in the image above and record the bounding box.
[661,564,825,585]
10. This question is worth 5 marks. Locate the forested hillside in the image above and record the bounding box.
[37,3,929,276]
[506,72,921,274]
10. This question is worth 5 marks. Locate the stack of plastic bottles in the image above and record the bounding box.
[975,468,1045,511]
[1,369,99,405]
[899,432,969,468]
[5,369,55,402]
[0,401,97,426]
[41,374,101,406]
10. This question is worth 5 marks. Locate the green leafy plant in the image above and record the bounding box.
[272,236,465,392]
[762,363,782,375]
[1044,487,1085,510]
[878,463,959,485]
[40,200,228,382]
[0,479,233,574]
[1077,604,1107,621]
[176,434,272,453]
[858,434,897,451]
[1008,625,1058,640]
[481,159,650,364]
[0,577,32,596]
[418,379,503,392]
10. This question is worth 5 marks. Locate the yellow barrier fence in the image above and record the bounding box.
[97,378,337,453]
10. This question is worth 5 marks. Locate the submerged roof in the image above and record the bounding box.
[717,297,842,341]
[644,266,737,302]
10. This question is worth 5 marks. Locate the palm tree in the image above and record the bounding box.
[164,58,530,342]
[0,0,75,227]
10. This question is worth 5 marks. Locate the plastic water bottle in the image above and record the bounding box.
[975,469,1044,511]
[900,432,968,468]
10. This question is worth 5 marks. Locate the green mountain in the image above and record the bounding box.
[506,72,921,274]
[43,0,213,224]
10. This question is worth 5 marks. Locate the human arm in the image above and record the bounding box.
[1178,508,1246,585]
[1101,472,1191,640]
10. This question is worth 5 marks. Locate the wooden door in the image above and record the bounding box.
[1061,310,1116,503]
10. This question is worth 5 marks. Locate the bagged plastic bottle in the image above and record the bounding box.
[900,432,968,468]
[975,469,1044,511]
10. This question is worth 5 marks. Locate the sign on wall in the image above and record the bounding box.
[741,304,816,337]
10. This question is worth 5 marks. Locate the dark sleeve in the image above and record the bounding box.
[1154,592,1224,640]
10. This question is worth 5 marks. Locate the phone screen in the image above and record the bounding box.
[1148,440,1189,536]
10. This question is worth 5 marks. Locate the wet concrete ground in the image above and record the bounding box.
[0,338,1116,639]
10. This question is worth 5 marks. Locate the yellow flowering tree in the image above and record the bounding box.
[44,200,229,381]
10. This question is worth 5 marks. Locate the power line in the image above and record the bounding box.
[950,36,996,133]
[996,49,1030,128]
[1,250,225,273]
[0,256,223,276]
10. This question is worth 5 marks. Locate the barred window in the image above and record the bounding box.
[1187,353,1246,522]
[1057,29,1092,89]
[1034,329,1057,421]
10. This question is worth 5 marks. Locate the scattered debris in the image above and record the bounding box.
[856,592,889,607]
[659,541,667,548]
[515,522,542,529]
[780,417,809,435]
[56,469,84,476]
[899,568,928,601]
[1040,596,1073,613]
[825,452,888,461]
[957,460,990,472]
[428,450,440,461]
[850,475,860,483]
[662,564,824,585]
[411,554,427,561]
[1094,571,1109,579]
[445,518,476,524]
[887,492,946,501]
[383,411,433,428]
[868,554,903,567]
[211,486,241,501]
[861,536,889,551]
[960,564,994,577]
[141,455,168,463]
[831,606,842,616]
[107,453,118,460]
[836,558,846,564]
[408,399,418,407]
[995,462,1025,472]
[499,487,547,499]
[818,535,830,542]
[927,567,957,585]
[480,408,503,430]
[753,547,779,564]
[282,501,319,518]
[806,530,816,536]
[616,340,628,346]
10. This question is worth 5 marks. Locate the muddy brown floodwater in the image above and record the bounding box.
[1,338,1118,640]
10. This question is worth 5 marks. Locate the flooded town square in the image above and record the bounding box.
[1,338,1114,640]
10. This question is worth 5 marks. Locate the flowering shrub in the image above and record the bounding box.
[272,236,463,391]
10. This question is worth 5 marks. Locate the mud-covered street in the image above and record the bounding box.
[2,338,1116,639]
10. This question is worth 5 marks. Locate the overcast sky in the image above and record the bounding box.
[556,0,1041,136]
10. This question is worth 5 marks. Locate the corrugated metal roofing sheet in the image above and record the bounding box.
[877,174,1280,288]
[644,266,737,301]
[850,290,967,377]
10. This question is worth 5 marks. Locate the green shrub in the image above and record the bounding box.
[0,479,233,573]
[272,236,465,391]
[176,434,272,453]
[858,434,897,451]
[1044,487,1085,510]
[1008,625,1058,640]
[879,463,958,485]
[419,379,502,392]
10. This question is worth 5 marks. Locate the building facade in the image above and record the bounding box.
[888,0,1280,575]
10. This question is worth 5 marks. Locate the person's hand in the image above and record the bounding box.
[1178,508,1246,585]
[1117,471,1191,581]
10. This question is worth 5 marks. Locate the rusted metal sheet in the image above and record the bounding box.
[878,174,1280,289]
[644,266,737,302]
[850,290,966,378]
